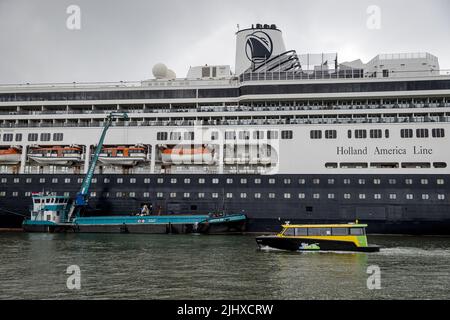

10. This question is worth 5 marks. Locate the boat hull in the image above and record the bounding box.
[255,235,380,252]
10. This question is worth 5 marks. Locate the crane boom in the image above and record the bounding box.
[67,112,129,221]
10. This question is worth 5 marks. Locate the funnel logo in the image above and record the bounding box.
[245,31,273,63]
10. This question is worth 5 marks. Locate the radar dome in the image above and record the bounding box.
[166,69,176,80]
[152,63,168,79]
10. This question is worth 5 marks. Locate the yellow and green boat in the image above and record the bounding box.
[256,222,380,252]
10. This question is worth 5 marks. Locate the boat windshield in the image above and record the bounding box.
[283,226,366,236]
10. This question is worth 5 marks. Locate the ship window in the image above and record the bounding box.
[28,133,38,141]
[433,162,447,168]
[438,194,445,200]
[90,192,96,197]
[254,131,264,139]
[184,178,191,184]
[157,178,164,184]
[370,129,382,139]
[358,179,366,185]
[344,193,351,199]
[116,192,123,198]
[92,178,97,183]
[117,178,123,183]
[104,178,110,183]
[15,133,22,142]
[389,179,397,184]
[340,163,368,169]
[355,129,367,139]
[240,193,247,198]
[373,179,381,184]
[157,192,163,198]
[40,133,51,141]
[422,194,429,200]
[332,228,349,236]
[310,130,322,139]
[313,193,320,199]
[389,194,397,200]
[350,228,364,235]
[384,129,390,138]
[299,193,306,199]
[325,162,338,168]
[328,193,335,199]
[269,178,275,184]
[130,178,136,184]
[401,162,431,168]
[406,194,414,200]
[198,178,205,184]
[281,130,293,139]
[305,206,313,212]
[143,192,150,198]
[198,192,205,198]
[184,132,194,140]
[240,178,247,184]
[284,228,295,236]
[77,178,83,183]
[171,178,177,184]
[298,178,306,184]
[13,178,19,183]
[432,128,445,138]
[144,178,150,183]
[25,192,31,197]
[39,178,45,183]
[284,193,291,199]
[225,131,236,140]
[313,179,320,184]
[308,228,331,236]
[2,134,13,142]
[211,131,219,141]
[239,131,250,140]
[284,178,291,184]
[325,130,337,139]
[267,130,279,139]
[254,193,261,199]
[328,179,335,184]
[170,132,181,140]
[52,178,58,183]
[212,193,219,198]
[374,194,381,199]
[421,179,428,185]
[405,179,413,184]
[12,191,18,197]
[437,179,445,185]
[226,193,233,198]
[400,129,413,138]
[157,132,168,141]
[347,130,352,139]
[359,194,366,199]
[416,129,429,138]
[26,178,32,183]
[294,228,307,236]
[268,193,275,199]
[183,193,190,198]
[170,192,176,198]
[212,178,219,184]
[53,133,63,141]
[226,178,233,184]
[254,178,261,184]
[343,179,351,184]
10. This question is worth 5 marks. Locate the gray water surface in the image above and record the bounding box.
[0,232,449,299]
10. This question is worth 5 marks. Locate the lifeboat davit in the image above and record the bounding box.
[161,146,214,164]
[28,146,83,165]
[0,148,21,164]
[98,146,147,166]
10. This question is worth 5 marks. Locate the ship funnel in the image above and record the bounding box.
[235,24,287,75]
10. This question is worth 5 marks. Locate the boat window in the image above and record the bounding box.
[284,228,295,236]
[307,228,332,236]
[294,228,307,236]
[350,228,364,235]
[332,228,349,236]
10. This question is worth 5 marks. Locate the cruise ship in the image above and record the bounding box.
[1,24,450,234]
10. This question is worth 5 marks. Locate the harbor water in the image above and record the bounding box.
[0,232,449,299]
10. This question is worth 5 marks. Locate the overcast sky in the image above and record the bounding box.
[0,0,449,84]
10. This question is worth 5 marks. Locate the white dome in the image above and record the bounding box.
[152,63,168,79]
[166,69,176,80]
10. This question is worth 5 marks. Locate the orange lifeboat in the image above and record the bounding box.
[0,148,21,164]
[161,146,214,164]
[98,146,147,166]
[28,146,83,165]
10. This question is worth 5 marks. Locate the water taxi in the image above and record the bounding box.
[256,222,380,252]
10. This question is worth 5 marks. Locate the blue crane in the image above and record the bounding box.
[67,112,129,221]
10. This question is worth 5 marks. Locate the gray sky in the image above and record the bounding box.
[0,0,449,84]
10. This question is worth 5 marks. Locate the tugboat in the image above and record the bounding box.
[22,112,247,234]
[256,222,380,252]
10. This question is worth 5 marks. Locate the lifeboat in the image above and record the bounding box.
[98,146,147,166]
[28,146,83,165]
[0,148,21,164]
[161,146,214,164]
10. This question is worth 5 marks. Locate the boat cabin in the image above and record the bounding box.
[30,193,71,224]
